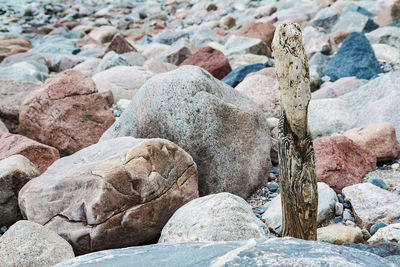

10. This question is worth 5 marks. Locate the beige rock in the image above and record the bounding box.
[368,223,400,244]
[235,68,279,118]
[372,44,400,62]
[138,43,170,59]
[342,183,400,230]
[19,138,199,255]
[317,224,364,245]
[142,59,177,74]
[220,15,236,29]
[0,155,39,226]
[0,220,74,266]
[343,123,399,162]
[89,26,118,43]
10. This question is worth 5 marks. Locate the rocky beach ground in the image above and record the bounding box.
[0,0,400,266]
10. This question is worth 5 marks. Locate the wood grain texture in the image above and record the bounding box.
[272,23,318,240]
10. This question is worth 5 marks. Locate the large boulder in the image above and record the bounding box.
[0,220,74,267]
[101,66,271,198]
[343,123,399,162]
[314,136,376,193]
[158,192,269,243]
[54,238,396,267]
[92,66,153,104]
[262,182,337,235]
[179,47,232,80]
[0,155,39,226]
[19,69,115,156]
[322,32,382,82]
[0,79,40,133]
[342,183,400,231]
[19,138,199,254]
[0,132,59,173]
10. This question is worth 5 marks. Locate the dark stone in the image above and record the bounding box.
[338,194,344,203]
[222,63,265,88]
[54,238,395,267]
[363,19,379,33]
[343,202,351,209]
[266,182,279,192]
[370,222,388,236]
[367,177,388,190]
[322,32,382,82]
[334,216,343,223]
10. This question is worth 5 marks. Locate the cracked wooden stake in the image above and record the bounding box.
[272,23,318,240]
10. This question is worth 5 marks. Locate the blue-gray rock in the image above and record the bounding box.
[341,5,375,18]
[367,177,388,190]
[54,238,396,267]
[97,51,132,72]
[386,255,400,265]
[322,32,382,82]
[309,52,331,77]
[338,194,344,203]
[100,66,271,199]
[220,35,269,57]
[222,63,265,88]
[154,30,188,45]
[137,36,152,45]
[370,222,388,236]
[266,182,279,192]
[310,8,339,31]
[334,216,343,223]
[343,242,400,257]
[190,26,221,48]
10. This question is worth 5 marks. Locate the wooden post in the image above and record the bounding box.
[272,23,318,240]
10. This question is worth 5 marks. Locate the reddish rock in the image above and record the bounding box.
[343,123,399,162]
[0,79,40,133]
[0,132,59,173]
[0,38,33,62]
[104,33,137,55]
[230,21,275,48]
[313,136,376,193]
[206,3,218,11]
[180,46,232,80]
[19,69,115,156]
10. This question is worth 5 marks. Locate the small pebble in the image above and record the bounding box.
[361,229,371,240]
[337,194,344,204]
[370,222,387,236]
[391,163,399,171]
[343,202,351,209]
[367,177,388,190]
[0,226,7,233]
[343,210,352,221]
[266,182,279,192]
[335,202,344,216]
[334,216,343,223]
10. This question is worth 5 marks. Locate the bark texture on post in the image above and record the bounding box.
[272,23,318,240]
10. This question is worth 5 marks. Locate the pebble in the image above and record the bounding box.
[343,210,352,221]
[367,177,388,190]
[370,222,387,236]
[335,202,344,216]
[334,216,343,223]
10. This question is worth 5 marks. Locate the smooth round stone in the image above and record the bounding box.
[334,216,343,223]
[367,177,388,190]
[267,182,279,192]
[370,222,388,236]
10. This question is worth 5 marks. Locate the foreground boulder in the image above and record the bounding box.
[19,69,115,156]
[54,238,395,267]
[343,123,399,162]
[0,155,39,226]
[159,192,269,243]
[0,79,40,133]
[19,138,198,254]
[314,136,376,193]
[342,183,400,231]
[0,132,59,173]
[262,182,337,235]
[101,66,271,198]
[0,220,74,267]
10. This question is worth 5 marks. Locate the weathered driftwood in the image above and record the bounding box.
[272,23,318,240]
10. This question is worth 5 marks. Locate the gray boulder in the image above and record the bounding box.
[101,66,271,198]
[159,192,269,243]
[54,237,396,267]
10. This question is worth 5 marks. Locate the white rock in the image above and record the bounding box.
[158,192,269,243]
[317,224,363,245]
[372,44,400,62]
[335,202,344,216]
[368,223,400,244]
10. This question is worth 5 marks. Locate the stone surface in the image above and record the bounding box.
[92,66,153,103]
[54,238,395,267]
[311,7,339,31]
[101,66,271,199]
[190,26,222,48]
[104,33,137,55]
[19,69,115,156]
[343,123,399,162]
[180,46,231,80]
[57,55,87,72]
[342,183,400,230]
[235,68,279,118]
[317,224,364,245]
[156,38,192,65]
[0,37,33,62]
[332,11,377,33]
[142,59,177,74]
[221,35,269,57]
[230,21,275,48]
[372,44,400,62]
[222,63,265,88]
[313,136,376,193]
[312,77,363,99]
[89,26,118,43]
[228,54,269,70]
[0,220,74,267]
[0,133,59,173]
[262,182,337,235]
[220,15,236,29]
[154,30,188,45]
[366,26,400,49]
[370,222,388,236]
[322,32,382,82]
[73,58,101,77]
[0,155,39,226]
[159,192,269,243]
[19,138,199,255]
[0,79,40,133]
[369,223,400,244]
[0,119,7,133]
[97,51,132,72]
